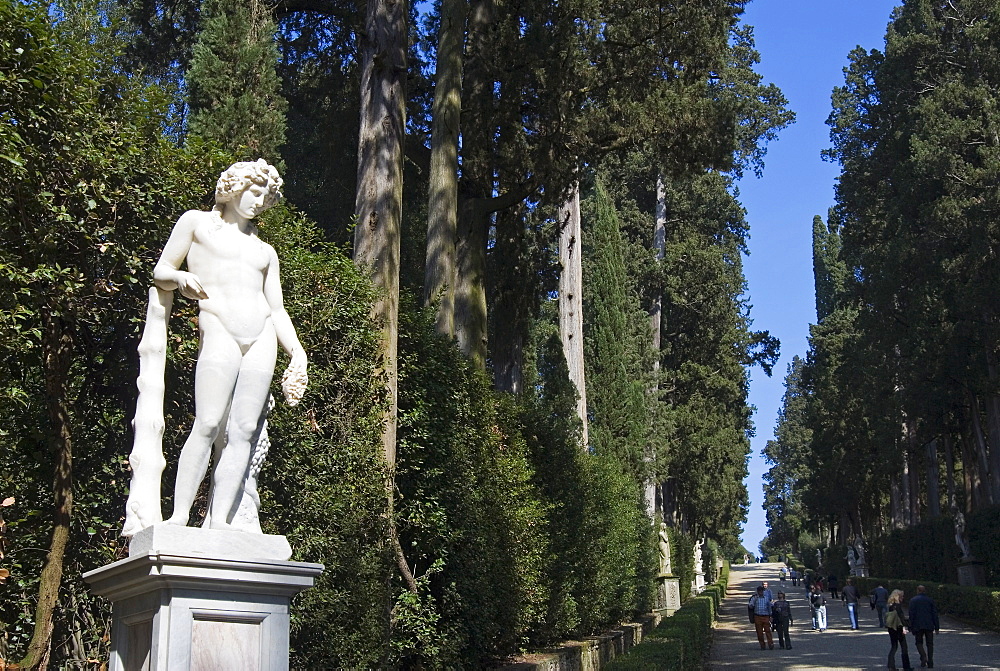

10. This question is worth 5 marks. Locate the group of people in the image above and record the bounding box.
[747,575,941,669]
[747,581,794,650]
[778,566,802,586]
[882,585,940,669]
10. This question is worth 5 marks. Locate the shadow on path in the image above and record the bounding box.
[708,562,1000,670]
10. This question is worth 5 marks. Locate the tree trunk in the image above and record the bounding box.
[354,0,407,469]
[984,352,1000,501]
[650,174,666,372]
[960,429,980,511]
[454,0,494,369]
[925,438,940,518]
[20,311,74,671]
[424,0,468,336]
[890,470,904,529]
[490,206,529,394]
[558,180,588,448]
[644,174,667,518]
[966,390,994,506]
[944,434,957,511]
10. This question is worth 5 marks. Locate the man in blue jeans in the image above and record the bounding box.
[908,585,940,668]
[842,578,861,629]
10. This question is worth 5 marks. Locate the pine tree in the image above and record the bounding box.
[186,0,286,161]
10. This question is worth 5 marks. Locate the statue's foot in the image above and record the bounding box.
[164,514,189,526]
[207,519,240,531]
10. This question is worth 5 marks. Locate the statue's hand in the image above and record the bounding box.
[281,351,308,406]
[175,271,208,300]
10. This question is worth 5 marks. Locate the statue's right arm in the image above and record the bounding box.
[153,211,209,300]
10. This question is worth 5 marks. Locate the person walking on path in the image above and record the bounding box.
[790,567,798,586]
[887,588,914,670]
[909,585,940,668]
[750,585,775,650]
[771,591,794,650]
[828,573,840,600]
[872,583,890,627]
[810,584,828,631]
[843,577,862,629]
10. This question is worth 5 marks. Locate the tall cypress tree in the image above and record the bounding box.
[185,0,286,161]
[583,179,651,482]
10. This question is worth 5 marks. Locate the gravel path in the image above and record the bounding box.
[707,562,1000,670]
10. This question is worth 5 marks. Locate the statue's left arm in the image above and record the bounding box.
[263,246,307,403]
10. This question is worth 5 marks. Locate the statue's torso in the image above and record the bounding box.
[186,212,273,342]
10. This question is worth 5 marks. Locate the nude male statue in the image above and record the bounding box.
[152,159,307,530]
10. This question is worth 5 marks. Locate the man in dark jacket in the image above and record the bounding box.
[842,578,862,629]
[871,584,889,627]
[908,585,940,668]
[772,592,794,649]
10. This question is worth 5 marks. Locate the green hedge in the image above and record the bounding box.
[854,577,1000,632]
[604,573,724,670]
[866,507,1000,587]
[786,556,805,573]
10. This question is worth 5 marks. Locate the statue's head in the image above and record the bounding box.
[215,159,283,212]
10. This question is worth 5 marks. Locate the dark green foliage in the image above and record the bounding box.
[854,577,1000,632]
[393,296,548,666]
[667,528,696,605]
[186,0,287,162]
[762,356,813,553]
[0,1,226,661]
[864,506,1000,588]
[654,172,767,537]
[605,584,723,671]
[583,180,652,481]
[254,208,392,669]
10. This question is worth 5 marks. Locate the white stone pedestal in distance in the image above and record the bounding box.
[84,527,323,671]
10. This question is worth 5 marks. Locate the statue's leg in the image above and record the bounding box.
[208,323,277,529]
[166,323,241,526]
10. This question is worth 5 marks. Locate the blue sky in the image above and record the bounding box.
[737,0,900,554]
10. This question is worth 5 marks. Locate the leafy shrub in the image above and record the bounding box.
[391,297,548,666]
[855,577,1000,632]
[605,589,720,671]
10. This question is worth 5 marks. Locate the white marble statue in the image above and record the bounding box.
[816,548,822,565]
[694,538,704,571]
[658,523,672,575]
[954,509,972,559]
[846,545,856,569]
[854,537,866,565]
[122,160,307,536]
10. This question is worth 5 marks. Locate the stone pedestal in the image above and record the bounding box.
[655,575,681,616]
[84,527,323,671]
[853,563,869,578]
[957,557,987,586]
[694,570,705,594]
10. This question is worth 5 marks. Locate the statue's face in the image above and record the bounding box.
[234,182,271,220]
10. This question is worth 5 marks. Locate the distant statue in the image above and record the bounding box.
[123,160,307,536]
[658,523,672,575]
[854,536,866,565]
[816,548,822,566]
[846,546,856,569]
[954,509,972,559]
[694,538,704,571]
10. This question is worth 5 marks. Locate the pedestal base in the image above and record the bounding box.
[656,575,681,615]
[694,571,706,594]
[84,548,323,670]
[957,558,987,586]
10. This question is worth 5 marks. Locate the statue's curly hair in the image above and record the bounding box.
[214,159,283,211]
